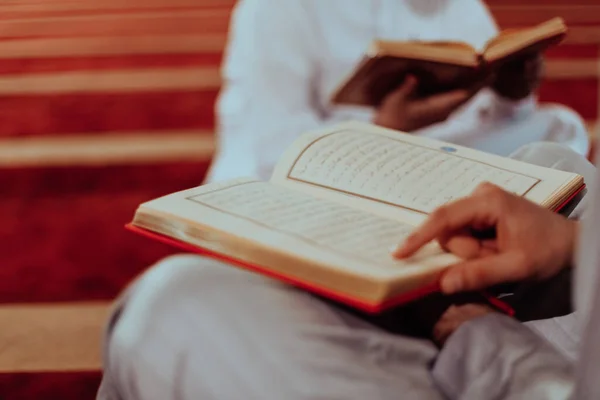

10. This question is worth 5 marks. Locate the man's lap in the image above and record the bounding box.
[98,142,593,399]
[98,254,575,400]
[98,255,445,399]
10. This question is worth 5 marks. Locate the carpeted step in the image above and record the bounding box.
[0,91,218,137]
[0,372,101,400]
[0,2,229,397]
[1,161,210,303]
[0,53,222,75]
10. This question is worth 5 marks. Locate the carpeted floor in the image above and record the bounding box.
[1,1,599,399]
[2,163,210,304]
[0,1,227,398]
[0,372,104,399]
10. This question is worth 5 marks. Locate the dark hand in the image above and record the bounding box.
[374,75,479,132]
[393,183,577,294]
[491,52,543,100]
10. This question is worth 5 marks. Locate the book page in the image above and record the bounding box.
[134,178,457,303]
[143,179,419,268]
[372,40,479,66]
[271,122,580,224]
[483,17,566,63]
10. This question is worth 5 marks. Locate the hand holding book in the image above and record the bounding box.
[491,52,543,100]
[332,18,566,107]
[374,75,481,132]
[373,51,541,131]
[393,182,578,294]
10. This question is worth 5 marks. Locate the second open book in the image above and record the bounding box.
[130,122,584,313]
[332,17,567,106]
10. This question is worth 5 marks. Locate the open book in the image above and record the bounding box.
[129,122,584,313]
[332,17,567,107]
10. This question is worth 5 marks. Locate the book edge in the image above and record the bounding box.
[126,223,442,313]
[483,17,567,63]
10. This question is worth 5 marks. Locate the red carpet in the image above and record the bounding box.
[0,372,102,400]
[1,162,210,304]
[0,1,229,397]
[1,1,599,398]
[0,54,223,74]
[0,91,218,137]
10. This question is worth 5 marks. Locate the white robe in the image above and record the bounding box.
[207,0,590,183]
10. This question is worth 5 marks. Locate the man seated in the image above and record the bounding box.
[207,0,590,183]
[95,147,598,400]
[95,2,598,398]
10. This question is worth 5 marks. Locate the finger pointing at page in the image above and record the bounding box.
[391,182,577,293]
[392,183,499,259]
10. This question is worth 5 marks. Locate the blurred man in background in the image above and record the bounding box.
[207,0,589,183]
